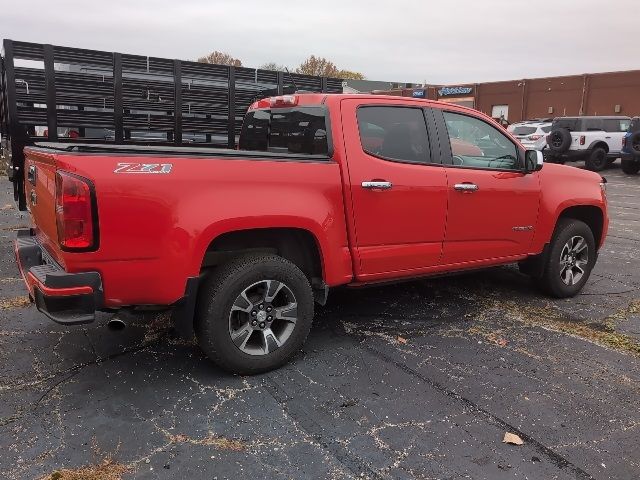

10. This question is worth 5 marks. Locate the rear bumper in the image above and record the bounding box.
[14,229,103,325]
[621,152,640,162]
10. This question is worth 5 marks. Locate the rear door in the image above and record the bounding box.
[433,108,541,265]
[340,99,448,281]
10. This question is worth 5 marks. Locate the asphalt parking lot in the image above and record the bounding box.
[0,162,639,480]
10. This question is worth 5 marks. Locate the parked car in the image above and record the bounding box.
[621,116,640,175]
[508,121,552,151]
[14,94,608,374]
[545,116,631,171]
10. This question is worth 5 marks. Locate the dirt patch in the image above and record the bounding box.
[477,296,640,357]
[169,432,245,451]
[0,296,31,309]
[39,459,129,480]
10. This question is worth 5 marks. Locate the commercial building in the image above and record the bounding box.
[375,69,640,123]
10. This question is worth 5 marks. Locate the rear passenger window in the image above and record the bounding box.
[356,106,432,164]
[443,111,520,171]
[239,107,328,155]
[603,119,629,132]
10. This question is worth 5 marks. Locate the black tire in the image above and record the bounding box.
[535,218,596,298]
[630,131,640,155]
[547,128,571,153]
[195,254,314,375]
[585,147,608,171]
[621,157,640,175]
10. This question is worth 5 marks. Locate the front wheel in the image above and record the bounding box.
[195,254,314,374]
[534,218,596,298]
[621,157,640,175]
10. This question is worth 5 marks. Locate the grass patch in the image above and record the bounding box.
[0,296,31,309]
[41,458,128,480]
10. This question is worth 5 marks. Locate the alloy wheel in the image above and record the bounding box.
[228,279,298,356]
[559,236,589,286]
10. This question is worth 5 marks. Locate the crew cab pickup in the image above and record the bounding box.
[14,94,609,374]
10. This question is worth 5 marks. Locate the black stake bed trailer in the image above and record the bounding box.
[0,39,343,209]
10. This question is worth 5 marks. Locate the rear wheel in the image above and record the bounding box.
[534,218,596,298]
[585,147,607,171]
[195,254,314,374]
[621,157,640,175]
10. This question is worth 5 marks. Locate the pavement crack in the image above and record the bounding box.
[356,340,596,480]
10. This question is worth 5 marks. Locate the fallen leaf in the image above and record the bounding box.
[503,432,524,445]
[1,204,13,211]
[397,336,408,344]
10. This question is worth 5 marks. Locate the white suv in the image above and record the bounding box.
[545,116,631,171]
[508,121,552,151]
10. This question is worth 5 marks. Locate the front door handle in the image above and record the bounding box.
[362,180,393,190]
[454,183,479,192]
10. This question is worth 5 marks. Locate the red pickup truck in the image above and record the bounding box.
[14,93,608,374]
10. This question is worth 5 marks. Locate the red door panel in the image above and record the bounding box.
[442,169,540,264]
[340,99,448,280]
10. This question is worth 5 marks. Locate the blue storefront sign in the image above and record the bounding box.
[412,89,425,98]
[438,86,473,96]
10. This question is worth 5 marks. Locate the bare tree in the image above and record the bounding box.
[197,51,242,67]
[296,55,365,79]
[259,62,288,72]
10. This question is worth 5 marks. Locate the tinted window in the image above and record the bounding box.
[630,118,640,133]
[552,118,579,131]
[239,107,328,155]
[356,106,431,164]
[443,111,520,171]
[512,126,537,135]
[603,118,630,133]
[582,118,604,131]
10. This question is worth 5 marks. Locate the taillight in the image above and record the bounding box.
[269,95,298,108]
[528,135,543,141]
[580,135,586,145]
[55,171,97,250]
[622,137,627,148]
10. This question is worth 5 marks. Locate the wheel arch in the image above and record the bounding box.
[557,205,604,249]
[200,227,325,285]
[588,140,609,153]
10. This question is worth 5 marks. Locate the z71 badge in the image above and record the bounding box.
[114,163,172,174]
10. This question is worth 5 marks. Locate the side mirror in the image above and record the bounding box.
[525,150,544,173]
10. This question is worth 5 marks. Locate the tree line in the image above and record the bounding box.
[197,51,365,80]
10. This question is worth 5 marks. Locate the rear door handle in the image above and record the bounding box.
[27,165,36,185]
[362,181,393,190]
[454,183,479,192]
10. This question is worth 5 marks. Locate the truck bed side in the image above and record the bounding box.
[23,146,353,308]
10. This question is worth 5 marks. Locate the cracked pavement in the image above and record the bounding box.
[1,163,639,479]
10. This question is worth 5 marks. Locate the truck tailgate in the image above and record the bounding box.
[24,149,60,251]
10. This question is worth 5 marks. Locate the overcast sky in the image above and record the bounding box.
[0,0,636,84]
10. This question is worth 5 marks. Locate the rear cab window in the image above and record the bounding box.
[239,106,330,156]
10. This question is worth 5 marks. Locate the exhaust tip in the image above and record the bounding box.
[107,317,127,331]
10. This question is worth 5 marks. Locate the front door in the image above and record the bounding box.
[434,108,541,265]
[341,99,448,281]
